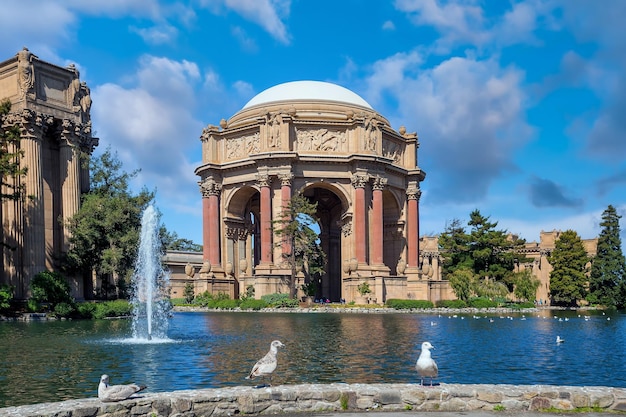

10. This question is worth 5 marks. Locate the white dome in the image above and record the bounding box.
[242,80,372,110]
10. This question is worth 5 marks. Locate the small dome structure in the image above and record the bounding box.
[242,80,372,110]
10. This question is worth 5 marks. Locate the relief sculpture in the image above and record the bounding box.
[266,112,282,147]
[226,132,259,159]
[295,127,345,152]
[382,139,403,163]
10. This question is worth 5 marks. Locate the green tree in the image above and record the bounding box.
[439,210,530,297]
[512,269,540,303]
[64,147,154,299]
[0,99,28,250]
[548,229,590,306]
[587,205,626,308]
[467,210,527,288]
[438,218,471,277]
[272,193,326,298]
[447,267,475,301]
[161,229,202,252]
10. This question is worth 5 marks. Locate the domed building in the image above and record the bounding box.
[194,80,451,303]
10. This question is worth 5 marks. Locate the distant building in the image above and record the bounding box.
[0,48,98,299]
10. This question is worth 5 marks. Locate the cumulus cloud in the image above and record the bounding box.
[528,176,583,208]
[130,24,179,45]
[91,56,204,209]
[364,53,530,204]
[200,0,291,44]
[394,0,489,50]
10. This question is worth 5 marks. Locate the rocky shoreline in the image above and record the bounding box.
[2,383,626,417]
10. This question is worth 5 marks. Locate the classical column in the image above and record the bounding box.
[406,185,422,268]
[371,176,387,265]
[351,173,369,264]
[257,173,273,264]
[20,110,46,279]
[199,177,222,267]
[59,119,81,252]
[278,173,293,261]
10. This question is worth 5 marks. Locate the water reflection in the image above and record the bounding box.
[1,309,625,408]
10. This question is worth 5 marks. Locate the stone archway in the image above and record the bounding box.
[195,80,442,303]
[301,185,345,302]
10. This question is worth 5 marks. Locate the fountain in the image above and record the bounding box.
[130,205,170,341]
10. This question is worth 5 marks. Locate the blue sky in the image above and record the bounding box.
[2,0,625,248]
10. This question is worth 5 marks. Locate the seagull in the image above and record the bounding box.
[416,341,438,386]
[246,340,285,387]
[556,336,565,344]
[98,374,146,402]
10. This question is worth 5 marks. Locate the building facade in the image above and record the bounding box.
[192,81,453,303]
[0,48,98,299]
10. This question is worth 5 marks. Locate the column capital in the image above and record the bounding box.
[278,172,293,186]
[372,175,388,191]
[407,185,422,201]
[199,176,222,197]
[256,172,272,187]
[351,173,370,189]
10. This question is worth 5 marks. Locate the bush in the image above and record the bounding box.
[93,300,132,319]
[436,299,467,308]
[210,299,239,309]
[468,297,498,309]
[53,302,76,318]
[386,299,434,309]
[76,302,98,318]
[0,284,13,311]
[239,299,267,310]
[30,271,73,309]
[261,293,299,308]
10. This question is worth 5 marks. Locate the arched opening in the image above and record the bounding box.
[301,186,344,302]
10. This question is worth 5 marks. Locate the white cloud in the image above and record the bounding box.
[364,53,530,204]
[91,56,205,210]
[200,0,291,44]
[131,24,179,45]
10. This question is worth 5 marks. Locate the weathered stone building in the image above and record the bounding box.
[0,48,98,299]
[191,80,454,303]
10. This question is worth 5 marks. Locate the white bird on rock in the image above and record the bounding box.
[246,340,285,387]
[98,374,147,402]
[416,341,438,386]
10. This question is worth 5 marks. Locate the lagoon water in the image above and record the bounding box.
[1,309,625,408]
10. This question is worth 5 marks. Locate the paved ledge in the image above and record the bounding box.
[2,383,626,417]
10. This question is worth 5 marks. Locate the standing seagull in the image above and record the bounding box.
[416,341,438,386]
[98,374,147,402]
[246,340,285,387]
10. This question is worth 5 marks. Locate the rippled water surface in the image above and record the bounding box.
[1,309,625,407]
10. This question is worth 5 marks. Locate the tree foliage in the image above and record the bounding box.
[547,229,590,306]
[512,269,541,302]
[587,205,626,308]
[0,99,28,249]
[161,229,202,252]
[272,193,326,298]
[64,147,154,299]
[439,210,530,299]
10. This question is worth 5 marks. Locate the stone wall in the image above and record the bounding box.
[3,383,626,417]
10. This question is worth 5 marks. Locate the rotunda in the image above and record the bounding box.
[195,80,446,303]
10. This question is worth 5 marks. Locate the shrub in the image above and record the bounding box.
[261,293,299,308]
[386,299,434,309]
[0,284,13,311]
[76,302,98,318]
[468,297,498,309]
[211,299,239,309]
[239,299,267,310]
[436,299,467,308]
[183,282,195,304]
[30,271,73,309]
[53,302,76,318]
[93,300,132,319]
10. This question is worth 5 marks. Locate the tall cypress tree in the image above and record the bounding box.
[587,205,626,308]
[548,229,589,306]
